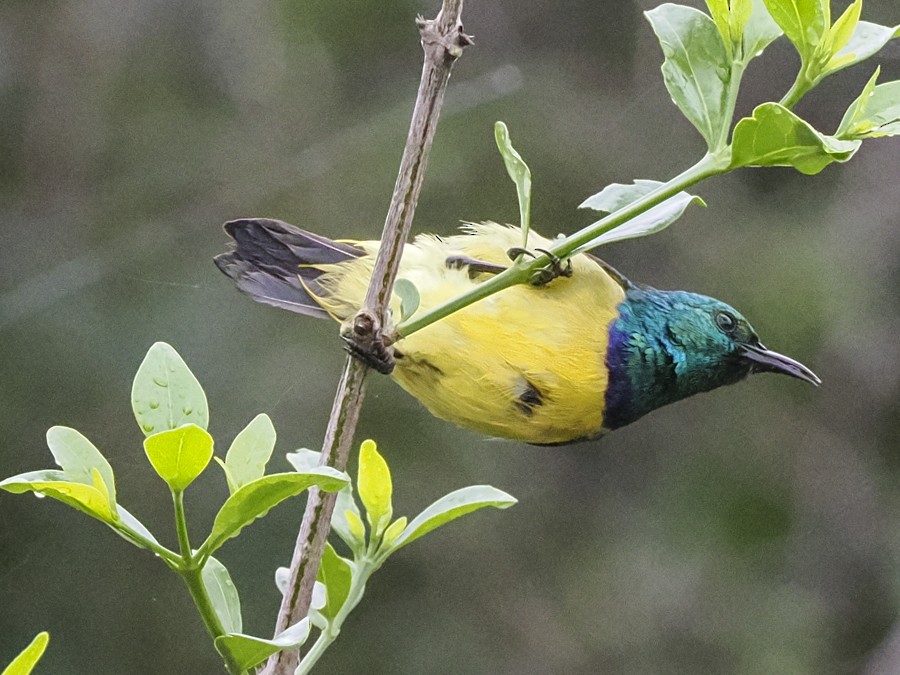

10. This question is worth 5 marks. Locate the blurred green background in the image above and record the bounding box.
[2,1,899,673]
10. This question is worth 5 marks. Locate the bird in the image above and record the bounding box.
[214,218,820,445]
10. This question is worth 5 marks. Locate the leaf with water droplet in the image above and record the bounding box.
[645,4,732,149]
[837,76,900,140]
[0,469,116,524]
[45,426,117,506]
[132,342,209,437]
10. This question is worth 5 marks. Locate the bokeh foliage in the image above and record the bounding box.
[1,0,900,673]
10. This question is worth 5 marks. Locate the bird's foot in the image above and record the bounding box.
[506,247,573,286]
[445,254,508,279]
[340,310,395,375]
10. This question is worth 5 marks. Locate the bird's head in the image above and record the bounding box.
[603,287,820,430]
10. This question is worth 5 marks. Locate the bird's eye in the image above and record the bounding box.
[714,311,737,333]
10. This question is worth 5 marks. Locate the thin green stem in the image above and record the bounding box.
[715,60,746,151]
[180,566,246,675]
[172,489,246,675]
[295,558,373,675]
[780,68,812,110]
[173,489,192,562]
[113,525,180,567]
[394,151,729,339]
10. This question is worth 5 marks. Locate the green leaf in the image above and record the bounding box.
[285,448,321,472]
[645,4,733,149]
[838,74,900,139]
[202,556,242,634]
[132,342,209,437]
[46,426,117,505]
[762,0,828,60]
[825,0,861,55]
[198,469,348,556]
[381,516,407,549]
[394,278,420,322]
[316,543,353,622]
[827,20,899,75]
[331,486,365,552]
[2,631,49,675]
[357,439,392,537]
[112,505,162,550]
[577,180,705,252]
[391,486,517,551]
[0,470,116,524]
[742,0,783,61]
[214,620,310,672]
[143,424,214,492]
[494,121,533,247]
[222,414,276,494]
[731,102,861,174]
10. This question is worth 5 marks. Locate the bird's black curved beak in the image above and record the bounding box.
[740,343,821,386]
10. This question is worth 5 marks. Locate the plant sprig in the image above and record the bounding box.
[394,0,899,340]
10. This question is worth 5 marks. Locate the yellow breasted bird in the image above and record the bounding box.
[215,218,820,445]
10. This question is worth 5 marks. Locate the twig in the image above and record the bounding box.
[260,3,470,673]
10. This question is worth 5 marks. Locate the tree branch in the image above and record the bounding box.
[261,3,470,673]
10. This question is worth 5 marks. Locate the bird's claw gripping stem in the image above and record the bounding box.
[340,310,396,375]
[507,247,573,286]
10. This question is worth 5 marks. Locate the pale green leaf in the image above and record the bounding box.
[730,0,753,40]
[838,77,900,139]
[198,469,348,555]
[143,424,214,492]
[826,0,861,55]
[285,448,321,472]
[223,414,276,494]
[705,0,732,45]
[112,505,162,550]
[494,121,532,247]
[391,486,517,550]
[577,180,705,252]
[331,486,365,552]
[46,426,116,505]
[731,102,861,174]
[316,542,353,622]
[131,342,209,436]
[357,439,392,536]
[742,0,783,61]
[214,620,310,672]
[286,449,366,550]
[394,278,420,322]
[828,20,900,75]
[381,516,408,549]
[0,470,115,524]
[762,0,828,60]
[645,4,732,149]
[274,566,291,596]
[202,556,242,634]
[2,631,49,675]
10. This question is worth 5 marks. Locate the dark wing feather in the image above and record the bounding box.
[215,218,364,319]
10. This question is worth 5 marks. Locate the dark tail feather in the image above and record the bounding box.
[214,218,363,319]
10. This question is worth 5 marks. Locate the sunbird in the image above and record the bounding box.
[215,218,819,445]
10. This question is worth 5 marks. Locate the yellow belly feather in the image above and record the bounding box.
[315,223,626,444]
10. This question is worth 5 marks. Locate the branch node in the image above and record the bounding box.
[418,15,472,62]
[340,310,396,375]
